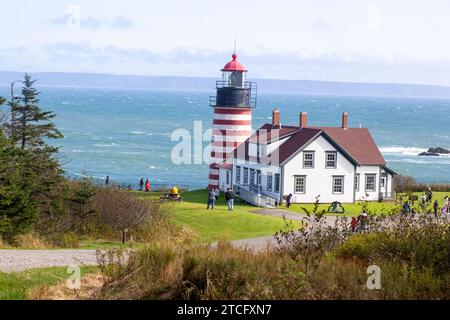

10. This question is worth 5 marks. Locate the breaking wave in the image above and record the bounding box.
[379,146,427,156]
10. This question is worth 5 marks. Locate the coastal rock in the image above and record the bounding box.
[427,147,450,154]
[418,152,440,157]
[418,147,450,156]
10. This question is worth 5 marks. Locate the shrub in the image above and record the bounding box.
[337,217,450,275]
[53,232,80,248]
[12,233,50,249]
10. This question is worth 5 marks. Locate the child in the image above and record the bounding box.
[351,216,358,233]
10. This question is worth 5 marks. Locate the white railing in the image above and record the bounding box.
[234,185,279,208]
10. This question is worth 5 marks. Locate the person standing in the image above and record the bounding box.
[444,196,449,213]
[105,175,110,187]
[421,193,426,210]
[286,193,293,208]
[214,188,220,201]
[433,200,439,216]
[401,201,411,217]
[225,188,235,212]
[427,187,433,202]
[358,211,368,232]
[207,188,216,210]
[145,178,150,192]
[350,216,358,233]
[139,177,144,191]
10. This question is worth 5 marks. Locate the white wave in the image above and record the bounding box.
[131,131,145,135]
[93,143,117,147]
[379,146,427,156]
[388,159,450,165]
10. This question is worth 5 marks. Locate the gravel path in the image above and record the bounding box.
[0,209,344,272]
[226,208,343,251]
[0,249,98,273]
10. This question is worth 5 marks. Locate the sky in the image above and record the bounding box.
[2,0,450,85]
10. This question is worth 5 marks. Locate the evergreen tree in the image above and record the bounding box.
[0,129,38,239]
[0,75,65,239]
[10,74,63,149]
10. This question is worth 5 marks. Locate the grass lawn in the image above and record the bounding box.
[141,189,300,243]
[0,266,99,300]
[283,191,449,216]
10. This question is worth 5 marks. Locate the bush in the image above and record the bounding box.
[12,233,50,249]
[337,218,450,275]
[53,232,80,248]
[394,175,450,192]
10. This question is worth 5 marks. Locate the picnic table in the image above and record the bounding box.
[160,192,183,202]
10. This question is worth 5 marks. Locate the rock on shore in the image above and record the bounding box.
[418,147,450,156]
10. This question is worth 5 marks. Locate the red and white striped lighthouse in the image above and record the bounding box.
[208,52,257,189]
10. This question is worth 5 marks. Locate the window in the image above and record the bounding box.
[381,177,385,188]
[294,176,306,193]
[365,174,376,192]
[355,174,360,192]
[333,176,344,194]
[250,169,256,186]
[303,151,314,168]
[257,170,262,186]
[325,151,337,168]
[243,167,249,185]
[235,166,241,184]
[274,174,280,193]
[257,144,267,157]
[267,172,273,191]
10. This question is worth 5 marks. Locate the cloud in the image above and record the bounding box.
[308,21,333,32]
[46,14,133,29]
[110,15,134,28]
[47,14,100,29]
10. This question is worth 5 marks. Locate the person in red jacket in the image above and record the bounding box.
[351,216,358,233]
[145,178,150,192]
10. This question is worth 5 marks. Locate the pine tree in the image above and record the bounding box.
[10,73,63,149]
[0,129,38,239]
[0,75,65,239]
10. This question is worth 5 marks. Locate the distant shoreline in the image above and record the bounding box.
[3,71,450,99]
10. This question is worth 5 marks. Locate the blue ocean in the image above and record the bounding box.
[1,86,449,188]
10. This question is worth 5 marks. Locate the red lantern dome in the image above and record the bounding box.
[221,53,247,72]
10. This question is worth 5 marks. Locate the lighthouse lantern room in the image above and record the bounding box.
[208,53,257,190]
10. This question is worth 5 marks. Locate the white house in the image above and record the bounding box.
[219,110,396,205]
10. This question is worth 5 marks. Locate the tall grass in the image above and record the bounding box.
[94,211,450,300]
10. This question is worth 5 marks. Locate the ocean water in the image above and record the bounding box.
[0,86,449,188]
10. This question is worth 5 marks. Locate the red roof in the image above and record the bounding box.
[234,124,386,166]
[276,128,322,164]
[314,127,386,166]
[247,124,300,143]
[221,53,247,72]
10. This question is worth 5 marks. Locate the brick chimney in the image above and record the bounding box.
[272,108,280,127]
[342,112,348,129]
[300,112,308,128]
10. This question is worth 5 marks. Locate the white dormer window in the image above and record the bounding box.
[257,144,267,157]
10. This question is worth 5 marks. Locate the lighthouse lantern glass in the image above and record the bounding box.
[222,71,245,88]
